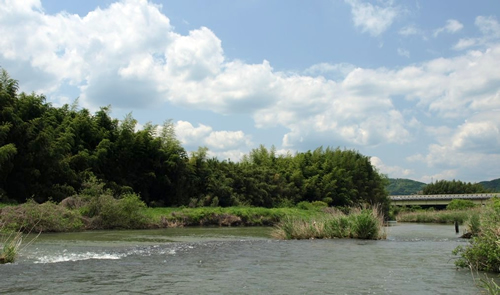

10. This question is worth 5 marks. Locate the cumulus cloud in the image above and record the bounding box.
[433,19,463,37]
[344,0,401,37]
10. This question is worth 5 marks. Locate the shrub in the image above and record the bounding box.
[85,193,148,229]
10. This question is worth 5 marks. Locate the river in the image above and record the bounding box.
[0,223,494,294]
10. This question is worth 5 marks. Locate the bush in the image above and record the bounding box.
[84,193,148,229]
[447,199,476,210]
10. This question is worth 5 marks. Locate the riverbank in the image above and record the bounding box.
[0,199,336,232]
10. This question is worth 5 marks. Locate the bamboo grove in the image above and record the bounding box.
[0,69,389,211]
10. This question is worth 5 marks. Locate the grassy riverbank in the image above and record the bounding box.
[0,196,386,242]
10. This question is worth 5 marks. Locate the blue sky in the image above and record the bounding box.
[1,0,500,183]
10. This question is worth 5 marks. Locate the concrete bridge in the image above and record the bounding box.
[389,193,498,206]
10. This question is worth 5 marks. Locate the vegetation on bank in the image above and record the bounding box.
[0,69,388,212]
[453,198,500,273]
[0,178,366,233]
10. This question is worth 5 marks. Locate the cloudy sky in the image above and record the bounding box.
[1,0,499,183]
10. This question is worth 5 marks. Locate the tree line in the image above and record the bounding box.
[422,180,489,195]
[0,69,389,210]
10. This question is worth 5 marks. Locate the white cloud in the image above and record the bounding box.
[344,0,400,37]
[433,19,463,37]
[205,130,252,151]
[370,156,413,177]
[174,121,252,153]
[175,121,212,146]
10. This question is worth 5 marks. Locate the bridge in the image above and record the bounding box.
[389,193,498,206]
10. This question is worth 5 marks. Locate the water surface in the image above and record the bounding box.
[0,223,492,294]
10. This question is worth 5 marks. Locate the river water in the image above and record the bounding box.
[0,223,494,294]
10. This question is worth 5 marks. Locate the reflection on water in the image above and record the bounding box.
[0,223,494,294]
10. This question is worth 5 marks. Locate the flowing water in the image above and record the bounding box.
[0,223,495,294]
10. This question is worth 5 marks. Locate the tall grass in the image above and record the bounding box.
[272,206,386,240]
[453,198,500,273]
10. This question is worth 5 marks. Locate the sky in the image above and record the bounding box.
[1,0,499,183]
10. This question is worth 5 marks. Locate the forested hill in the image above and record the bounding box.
[479,178,500,192]
[0,69,389,209]
[387,178,426,195]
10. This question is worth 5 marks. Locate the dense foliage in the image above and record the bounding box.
[422,180,488,195]
[387,178,426,195]
[0,69,388,210]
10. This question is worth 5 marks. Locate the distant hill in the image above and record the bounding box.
[479,178,500,192]
[387,178,426,195]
